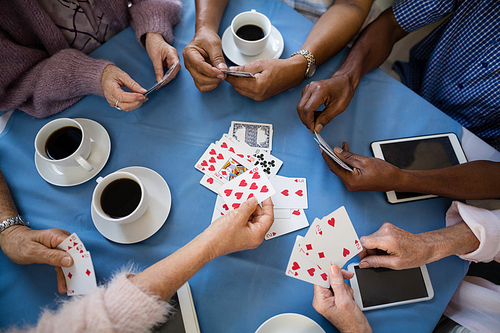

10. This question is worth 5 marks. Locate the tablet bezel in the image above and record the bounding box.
[347,263,434,311]
[370,133,468,204]
[177,282,201,333]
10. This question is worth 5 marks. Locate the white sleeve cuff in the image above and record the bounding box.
[446,201,500,263]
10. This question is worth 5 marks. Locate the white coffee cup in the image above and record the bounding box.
[34,118,93,172]
[231,9,271,56]
[92,171,149,224]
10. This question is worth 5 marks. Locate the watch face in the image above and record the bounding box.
[307,64,317,78]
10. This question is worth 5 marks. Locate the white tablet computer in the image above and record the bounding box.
[371,133,467,204]
[347,263,434,311]
[154,282,201,333]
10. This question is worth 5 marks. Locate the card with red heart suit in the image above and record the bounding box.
[285,235,330,288]
[269,175,308,209]
[218,166,275,210]
[299,206,362,271]
[265,209,309,240]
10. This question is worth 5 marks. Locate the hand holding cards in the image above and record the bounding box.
[314,131,353,172]
[57,233,97,296]
[286,206,362,287]
[143,60,179,97]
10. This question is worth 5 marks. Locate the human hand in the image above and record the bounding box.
[359,222,430,270]
[225,57,305,101]
[101,64,147,112]
[297,71,356,134]
[321,142,403,192]
[145,32,181,86]
[182,27,228,92]
[0,225,73,294]
[207,197,274,257]
[313,265,371,333]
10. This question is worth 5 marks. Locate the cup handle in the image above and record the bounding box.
[96,177,103,183]
[75,155,94,172]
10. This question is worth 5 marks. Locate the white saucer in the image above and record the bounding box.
[91,166,171,244]
[255,313,325,333]
[222,25,284,66]
[34,118,111,187]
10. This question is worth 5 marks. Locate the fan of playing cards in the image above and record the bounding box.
[194,121,310,240]
[285,206,363,287]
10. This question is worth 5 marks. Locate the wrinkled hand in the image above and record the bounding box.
[101,65,147,112]
[207,197,274,257]
[182,27,227,92]
[225,57,305,101]
[145,32,181,86]
[0,226,73,294]
[313,265,371,333]
[359,222,430,270]
[297,72,356,134]
[321,142,403,192]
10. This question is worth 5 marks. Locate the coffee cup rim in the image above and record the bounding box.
[35,118,86,163]
[231,10,271,43]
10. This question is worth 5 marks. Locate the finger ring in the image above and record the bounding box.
[114,99,121,110]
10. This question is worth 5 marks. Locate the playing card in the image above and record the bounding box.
[216,135,256,164]
[285,236,330,288]
[62,251,97,296]
[230,121,273,152]
[314,132,353,172]
[200,174,223,194]
[218,166,275,210]
[265,209,309,240]
[221,69,255,78]
[252,149,282,178]
[300,206,362,270]
[274,209,291,219]
[57,233,86,256]
[143,60,179,97]
[270,175,308,209]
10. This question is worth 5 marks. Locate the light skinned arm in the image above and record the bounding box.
[297,7,408,133]
[130,197,274,301]
[226,0,374,101]
[0,170,73,293]
[359,221,480,270]
[321,142,500,200]
[182,0,230,92]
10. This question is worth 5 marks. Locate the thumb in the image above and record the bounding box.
[120,72,147,94]
[235,197,259,219]
[36,247,73,267]
[329,265,350,299]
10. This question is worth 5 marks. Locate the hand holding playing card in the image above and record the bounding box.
[312,265,371,333]
[207,197,274,257]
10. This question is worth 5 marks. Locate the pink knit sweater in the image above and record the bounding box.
[0,0,182,118]
[7,273,173,333]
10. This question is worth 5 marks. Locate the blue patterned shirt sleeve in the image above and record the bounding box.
[392,0,456,33]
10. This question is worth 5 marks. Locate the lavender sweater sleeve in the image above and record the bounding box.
[6,273,174,333]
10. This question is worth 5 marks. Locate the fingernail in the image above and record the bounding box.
[61,256,71,267]
[334,147,343,154]
[217,74,225,79]
[315,124,323,133]
[359,261,369,269]
[330,265,340,275]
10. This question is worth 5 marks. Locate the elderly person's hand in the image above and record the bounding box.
[145,32,181,86]
[101,64,147,112]
[206,197,274,257]
[0,225,73,294]
[313,265,371,333]
[320,142,402,192]
[297,71,356,134]
[224,57,306,101]
[182,27,228,92]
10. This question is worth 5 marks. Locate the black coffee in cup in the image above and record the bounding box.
[236,24,265,41]
[100,178,142,218]
[45,126,82,160]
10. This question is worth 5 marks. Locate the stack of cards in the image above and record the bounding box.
[57,233,97,296]
[195,121,309,240]
[285,206,363,288]
[314,131,353,172]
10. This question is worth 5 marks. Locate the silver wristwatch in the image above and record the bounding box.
[290,49,317,78]
[0,215,29,234]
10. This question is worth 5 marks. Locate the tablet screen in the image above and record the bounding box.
[354,266,429,308]
[154,292,186,333]
[379,136,460,200]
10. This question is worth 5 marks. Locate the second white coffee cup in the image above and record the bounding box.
[92,171,149,224]
[231,9,271,56]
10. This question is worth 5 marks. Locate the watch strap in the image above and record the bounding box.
[290,49,316,78]
[0,215,29,234]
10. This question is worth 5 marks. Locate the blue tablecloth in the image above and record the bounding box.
[0,1,467,332]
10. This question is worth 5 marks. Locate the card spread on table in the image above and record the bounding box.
[286,235,330,288]
[57,233,97,296]
[285,207,362,286]
[314,132,353,172]
[230,121,273,152]
[196,122,307,239]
